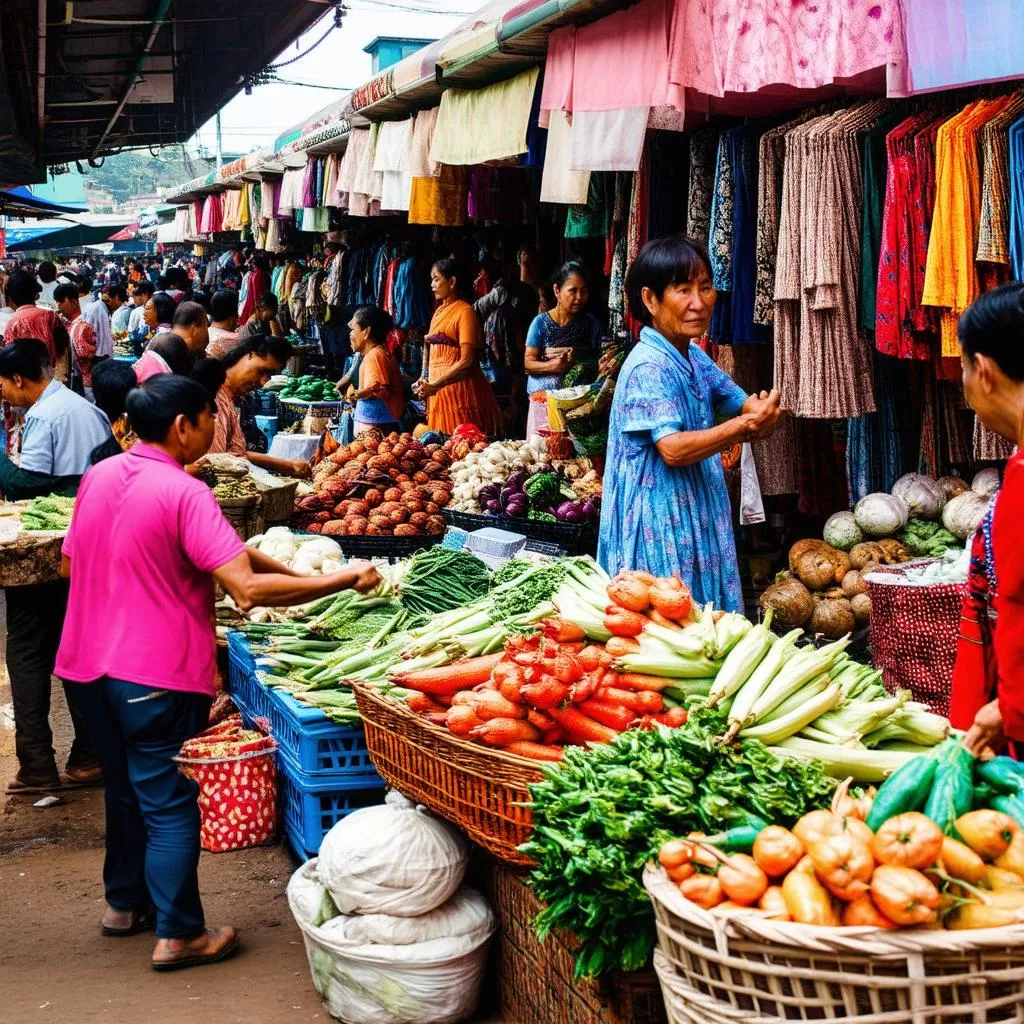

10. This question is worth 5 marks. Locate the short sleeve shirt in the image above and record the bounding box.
[56,444,245,696]
[21,379,112,477]
[210,384,248,457]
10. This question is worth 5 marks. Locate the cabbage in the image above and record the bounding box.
[853,492,909,537]
[941,491,991,541]
[823,511,863,551]
[937,475,970,501]
[972,468,1001,498]
[891,473,945,520]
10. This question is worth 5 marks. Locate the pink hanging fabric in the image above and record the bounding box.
[199,194,223,233]
[669,0,904,98]
[539,26,576,115]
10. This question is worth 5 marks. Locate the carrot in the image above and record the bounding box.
[527,708,556,732]
[647,608,684,630]
[452,689,527,720]
[540,617,586,643]
[553,653,584,684]
[505,741,565,762]
[558,641,587,655]
[598,687,664,714]
[470,718,541,747]
[617,673,675,693]
[520,675,569,710]
[655,707,689,727]
[406,692,446,713]
[605,636,641,656]
[491,661,526,704]
[547,706,620,745]
[425,712,449,726]
[446,705,484,736]
[567,672,601,703]
[391,653,505,694]
[578,699,635,732]
[577,645,606,672]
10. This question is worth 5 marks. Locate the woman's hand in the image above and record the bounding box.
[743,389,783,439]
[964,699,1005,759]
[344,559,382,593]
[414,379,438,399]
[554,349,574,372]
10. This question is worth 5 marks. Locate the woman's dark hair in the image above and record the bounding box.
[553,260,588,289]
[959,283,1024,382]
[132,280,155,299]
[625,235,713,328]
[221,332,294,369]
[125,375,214,442]
[91,359,137,422]
[6,268,41,307]
[210,288,239,321]
[156,275,169,290]
[37,261,57,284]
[352,305,393,343]
[149,292,177,326]
[257,291,278,315]
[53,282,80,305]
[0,337,50,381]
[105,283,128,303]
[145,332,191,375]
[190,356,228,404]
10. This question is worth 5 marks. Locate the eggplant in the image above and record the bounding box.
[485,499,502,514]
[555,500,587,523]
[478,483,501,503]
[506,469,528,491]
[580,497,599,519]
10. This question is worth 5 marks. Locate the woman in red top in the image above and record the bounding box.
[954,284,1024,758]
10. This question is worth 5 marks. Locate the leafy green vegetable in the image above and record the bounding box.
[897,518,961,558]
[528,510,557,522]
[521,707,836,979]
[524,472,562,510]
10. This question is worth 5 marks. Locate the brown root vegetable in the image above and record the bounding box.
[808,598,856,639]
[860,560,882,577]
[830,549,852,584]
[823,586,845,599]
[850,593,871,626]
[842,570,867,598]
[795,551,840,591]
[759,578,815,629]
[789,539,835,573]
[849,542,885,569]
[876,539,910,564]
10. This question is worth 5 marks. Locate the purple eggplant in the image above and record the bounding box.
[485,498,502,514]
[580,497,600,519]
[555,500,587,523]
[506,469,528,491]
[505,495,528,517]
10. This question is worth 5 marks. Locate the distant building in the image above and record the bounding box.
[363,36,435,74]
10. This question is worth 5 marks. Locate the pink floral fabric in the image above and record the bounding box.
[669,0,904,97]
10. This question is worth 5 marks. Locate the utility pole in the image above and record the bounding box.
[215,110,223,174]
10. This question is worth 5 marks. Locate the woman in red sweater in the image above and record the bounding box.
[953,284,1024,758]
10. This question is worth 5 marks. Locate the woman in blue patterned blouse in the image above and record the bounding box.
[598,236,782,612]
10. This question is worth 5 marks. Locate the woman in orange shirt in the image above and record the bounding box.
[414,260,502,436]
[348,306,405,436]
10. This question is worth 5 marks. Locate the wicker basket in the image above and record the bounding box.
[484,860,666,1024]
[218,495,264,541]
[0,531,64,586]
[351,681,543,865]
[254,477,298,523]
[645,864,1024,1024]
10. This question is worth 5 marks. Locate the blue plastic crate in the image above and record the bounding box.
[279,750,386,859]
[227,631,379,779]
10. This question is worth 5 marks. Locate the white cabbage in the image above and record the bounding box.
[853,492,910,537]
[891,473,946,520]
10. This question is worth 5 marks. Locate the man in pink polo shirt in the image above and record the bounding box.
[56,374,380,972]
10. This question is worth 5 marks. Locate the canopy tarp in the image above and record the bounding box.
[7,221,132,252]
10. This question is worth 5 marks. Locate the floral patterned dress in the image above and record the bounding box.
[597,326,748,611]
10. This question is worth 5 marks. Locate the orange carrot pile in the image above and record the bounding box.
[396,620,689,760]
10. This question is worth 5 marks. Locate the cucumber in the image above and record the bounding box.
[866,755,938,831]
[923,764,957,832]
[975,757,1024,795]
[701,818,768,853]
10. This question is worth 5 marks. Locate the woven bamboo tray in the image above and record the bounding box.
[484,859,666,1024]
[0,530,65,586]
[644,864,1024,1024]
[351,681,543,866]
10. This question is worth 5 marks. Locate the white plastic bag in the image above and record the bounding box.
[288,866,494,1024]
[316,791,469,917]
[739,442,765,526]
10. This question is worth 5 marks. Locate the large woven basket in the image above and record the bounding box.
[254,478,297,523]
[0,531,64,586]
[351,681,543,865]
[484,859,666,1024]
[644,864,1024,1024]
[218,494,265,542]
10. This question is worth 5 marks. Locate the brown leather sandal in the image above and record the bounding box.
[151,926,240,972]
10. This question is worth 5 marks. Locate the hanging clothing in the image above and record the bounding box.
[538,25,575,116]
[408,108,440,178]
[392,259,433,329]
[424,300,502,436]
[923,96,1013,356]
[978,93,1024,265]
[199,195,223,233]
[259,177,279,220]
[409,164,468,227]
[669,0,904,98]
[597,326,748,612]
[539,111,590,205]
[430,68,540,166]
[278,168,306,214]
[352,124,382,203]
[565,173,614,238]
[708,128,736,293]
[569,108,649,172]
[373,119,412,212]
[686,125,720,249]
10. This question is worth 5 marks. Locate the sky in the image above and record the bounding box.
[188,0,478,157]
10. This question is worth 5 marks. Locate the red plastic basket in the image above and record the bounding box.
[866,564,966,717]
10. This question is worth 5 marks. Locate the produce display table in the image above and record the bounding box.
[0,525,65,586]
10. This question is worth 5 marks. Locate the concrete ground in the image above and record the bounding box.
[0,601,503,1024]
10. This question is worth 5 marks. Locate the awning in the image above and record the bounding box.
[107,222,140,242]
[7,221,133,252]
[0,186,89,218]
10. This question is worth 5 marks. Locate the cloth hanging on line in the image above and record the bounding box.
[408,164,468,227]
[337,127,369,195]
[669,0,904,99]
[352,123,382,202]
[977,92,1024,265]
[373,118,413,212]
[277,168,306,214]
[259,177,279,220]
[430,68,540,166]
[892,0,1024,97]
[199,194,223,233]
[408,107,440,178]
[539,111,590,205]
[569,107,649,172]
[685,125,719,250]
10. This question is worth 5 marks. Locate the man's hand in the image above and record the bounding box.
[964,699,1004,759]
[345,560,381,594]
[290,460,312,479]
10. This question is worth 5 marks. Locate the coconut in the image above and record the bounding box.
[808,598,856,640]
[849,542,885,569]
[788,538,836,573]
[795,550,841,591]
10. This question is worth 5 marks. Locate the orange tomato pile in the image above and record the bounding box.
[661,796,1024,930]
[604,570,696,635]
[395,617,690,761]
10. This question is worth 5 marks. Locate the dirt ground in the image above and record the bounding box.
[0,607,503,1024]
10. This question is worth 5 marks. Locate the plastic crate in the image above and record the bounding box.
[279,750,387,859]
[443,508,597,555]
[226,632,275,724]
